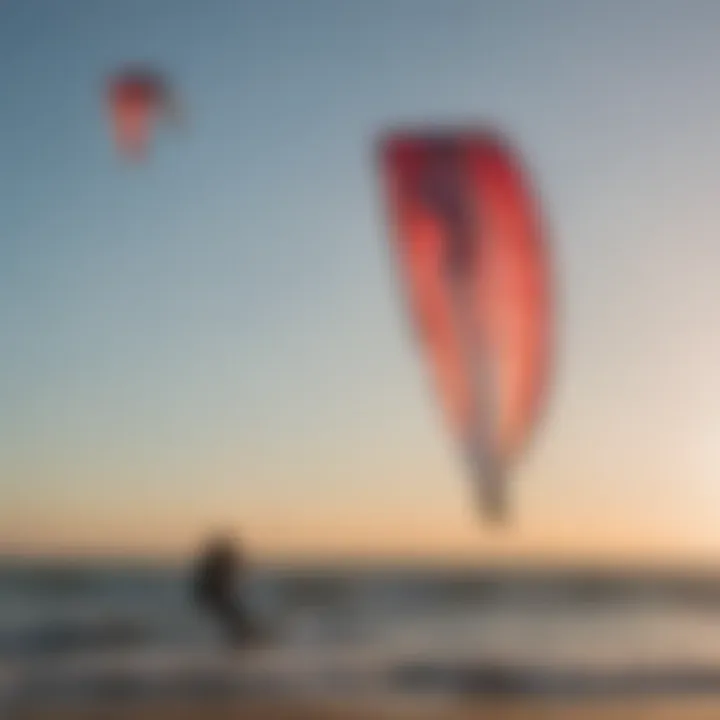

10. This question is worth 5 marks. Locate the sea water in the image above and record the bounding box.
[3,560,720,711]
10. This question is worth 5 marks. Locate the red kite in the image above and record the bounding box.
[379,128,553,523]
[107,69,178,160]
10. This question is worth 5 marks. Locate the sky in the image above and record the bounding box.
[3,0,720,561]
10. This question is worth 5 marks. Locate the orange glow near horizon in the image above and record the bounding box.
[1,497,712,568]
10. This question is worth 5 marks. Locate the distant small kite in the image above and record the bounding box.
[106,68,180,160]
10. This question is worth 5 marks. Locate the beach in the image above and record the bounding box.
[12,698,720,720]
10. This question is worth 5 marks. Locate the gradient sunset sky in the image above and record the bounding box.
[3,1,720,560]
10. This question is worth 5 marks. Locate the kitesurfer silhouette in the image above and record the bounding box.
[192,535,258,647]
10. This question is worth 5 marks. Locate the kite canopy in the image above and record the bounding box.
[378,128,552,522]
[107,68,176,160]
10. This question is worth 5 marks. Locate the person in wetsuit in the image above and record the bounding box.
[192,535,257,646]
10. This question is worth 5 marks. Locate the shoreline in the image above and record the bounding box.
[10,697,720,720]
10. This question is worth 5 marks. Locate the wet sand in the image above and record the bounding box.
[11,698,720,720]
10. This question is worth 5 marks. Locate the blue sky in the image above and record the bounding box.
[3,1,720,559]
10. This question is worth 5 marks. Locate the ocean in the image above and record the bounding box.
[3,559,720,713]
